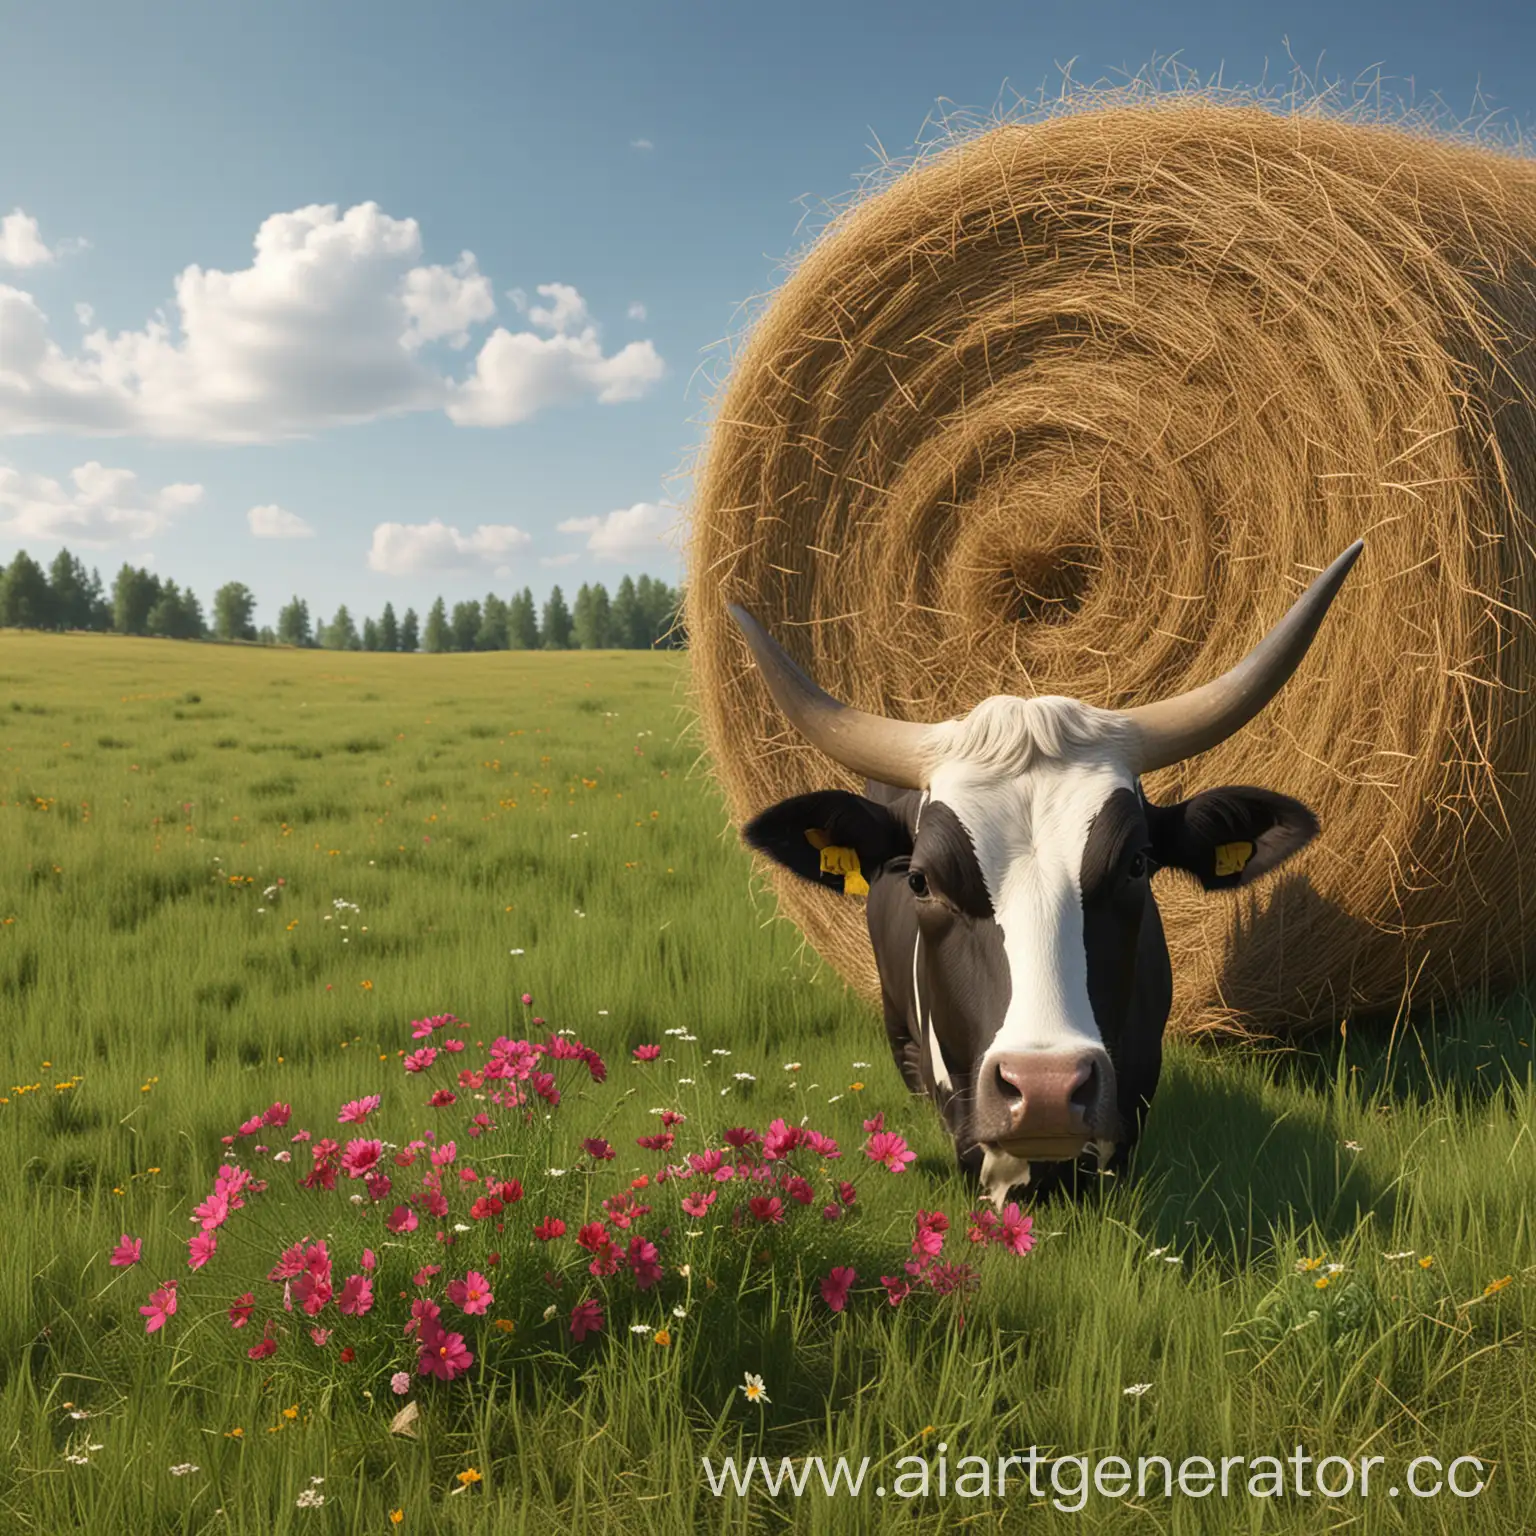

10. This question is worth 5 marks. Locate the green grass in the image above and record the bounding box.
[0,632,1533,1535]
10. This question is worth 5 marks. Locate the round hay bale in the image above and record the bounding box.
[686,96,1536,1036]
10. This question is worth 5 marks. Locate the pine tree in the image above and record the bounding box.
[321,605,360,650]
[476,593,509,650]
[540,585,573,649]
[611,574,642,649]
[84,567,111,630]
[423,597,450,654]
[380,602,399,653]
[506,588,540,649]
[276,596,313,647]
[400,607,420,653]
[362,616,380,651]
[48,549,92,630]
[450,599,482,652]
[147,580,202,639]
[573,581,614,649]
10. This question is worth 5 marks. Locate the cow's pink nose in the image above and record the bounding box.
[978,1049,1112,1151]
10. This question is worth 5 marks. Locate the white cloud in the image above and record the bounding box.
[75,301,94,326]
[539,551,581,568]
[447,281,664,427]
[1,210,59,269]
[367,518,532,576]
[0,460,202,546]
[248,503,315,539]
[630,139,654,151]
[627,302,647,321]
[0,203,661,442]
[401,252,495,350]
[556,501,677,561]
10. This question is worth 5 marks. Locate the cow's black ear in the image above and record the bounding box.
[1145,786,1319,892]
[742,791,913,897]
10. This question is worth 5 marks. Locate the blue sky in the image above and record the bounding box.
[2,0,1533,630]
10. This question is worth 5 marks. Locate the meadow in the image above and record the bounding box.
[0,631,1533,1535]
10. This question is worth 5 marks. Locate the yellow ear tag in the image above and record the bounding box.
[1214,841,1255,878]
[803,830,868,895]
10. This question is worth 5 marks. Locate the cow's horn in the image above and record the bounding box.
[1121,541,1364,774]
[727,605,933,789]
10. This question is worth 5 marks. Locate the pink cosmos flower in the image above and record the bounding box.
[341,1139,383,1179]
[913,1210,949,1259]
[866,1131,916,1173]
[248,1326,278,1361]
[412,1264,442,1287]
[680,1191,716,1219]
[880,1275,912,1308]
[188,1232,217,1270]
[582,1137,615,1162]
[748,1195,785,1225]
[268,1243,306,1282]
[229,1292,255,1328]
[191,1192,229,1231]
[533,1217,566,1242]
[784,1176,814,1206]
[428,1089,457,1107]
[998,1203,1035,1255]
[722,1127,761,1150]
[632,1044,662,1061]
[365,1172,392,1202]
[862,1112,885,1133]
[967,1210,1001,1244]
[339,1274,374,1317]
[838,1181,858,1207]
[417,1318,473,1381]
[338,1094,382,1125]
[447,1270,493,1316]
[404,1047,438,1074]
[291,1272,333,1316]
[140,1281,178,1333]
[569,1299,604,1342]
[820,1266,857,1312]
[109,1234,142,1268]
[429,1140,457,1166]
[237,1115,264,1137]
[762,1118,804,1160]
[262,1102,291,1128]
[362,1248,376,1272]
[636,1132,675,1152]
[805,1130,841,1159]
[627,1238,663,1291]
[387,1205,419,1235]
[391,1371,411,1395]
[404,1297,441,1338]
[310,1326,331,1347]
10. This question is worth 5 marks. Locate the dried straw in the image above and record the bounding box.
[686,94,1536,1035]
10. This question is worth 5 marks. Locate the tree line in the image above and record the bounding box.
[0,547,686,651]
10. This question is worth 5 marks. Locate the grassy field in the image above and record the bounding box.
[0,631,1533,1535]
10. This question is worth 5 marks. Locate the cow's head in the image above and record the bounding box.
[734,543,1361,1203]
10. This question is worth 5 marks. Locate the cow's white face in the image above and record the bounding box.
[916,699,1141,1199]
[927,732,1134,1060]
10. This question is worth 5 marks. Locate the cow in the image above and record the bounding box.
[731,541,1363,1205]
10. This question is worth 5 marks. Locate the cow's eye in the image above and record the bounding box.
[907,869,930,898]
[1127,851,1148,880]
